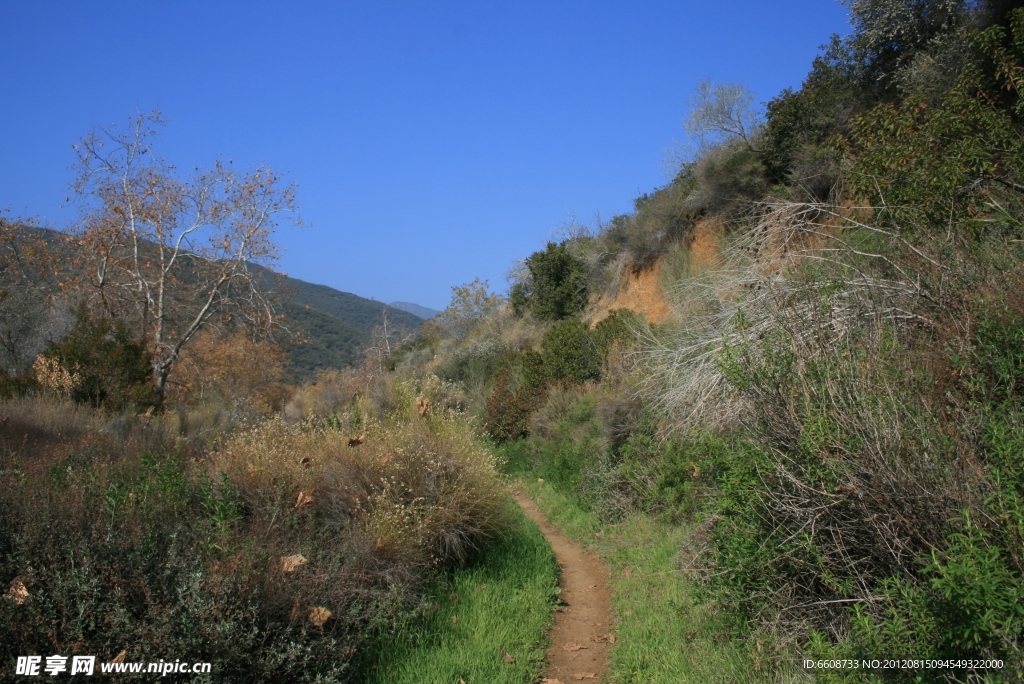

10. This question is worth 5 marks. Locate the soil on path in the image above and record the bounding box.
[513,491,613,684]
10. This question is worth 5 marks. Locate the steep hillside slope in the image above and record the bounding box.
[389,301,441,319]
[0,226,424,382]
[270,274,424,380]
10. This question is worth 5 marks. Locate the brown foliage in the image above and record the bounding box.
[170,329,289,413]
[70,111,297,400]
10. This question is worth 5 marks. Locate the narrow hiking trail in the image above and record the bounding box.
[512,491,613,684]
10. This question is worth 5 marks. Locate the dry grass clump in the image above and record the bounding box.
[0,395,222,466]
[284,367,365,421]
[1,376,509,682]
[214,400,504,568]
[637,199,1007,640]
[640,201,938,431]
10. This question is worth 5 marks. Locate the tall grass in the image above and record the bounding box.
[638,198,1024,677]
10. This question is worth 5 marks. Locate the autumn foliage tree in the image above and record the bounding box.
[71,111,297,402]
[170,329,289,413]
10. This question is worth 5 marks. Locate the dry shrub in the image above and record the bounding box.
[1,377,508,682]
[31,355,78,396]
[214,398,505,570]
[640,199,1016,641]
[285,367,365,422]
[170,329,291,413]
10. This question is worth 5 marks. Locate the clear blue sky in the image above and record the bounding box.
[1,1,850,310]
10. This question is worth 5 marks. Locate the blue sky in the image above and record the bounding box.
[1,1,850,310]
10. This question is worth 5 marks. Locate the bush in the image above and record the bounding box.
[686,140,768,214]
[42,307,158,411]
[540,318,601,385]
[592,309,643,358]
[0,367,37,399]
[435,340,513,389]
[484,370,542,442]
[514,242,588,321]
[0,383,508,683]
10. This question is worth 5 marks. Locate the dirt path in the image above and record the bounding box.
[513,491,613,684]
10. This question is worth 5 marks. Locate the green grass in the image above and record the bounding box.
[363,498,560,684]
[516,478,771,684]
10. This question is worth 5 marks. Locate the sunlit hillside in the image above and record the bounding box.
[4,2,1024,682]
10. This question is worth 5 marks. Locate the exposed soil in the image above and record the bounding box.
[688,218,722,271]
[513,491,613,684]
[590,258,674,326]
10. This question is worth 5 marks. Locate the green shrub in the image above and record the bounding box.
[603,177,698,271]
[435,340,513,389]
[850,9,1024,226]
[592,309,643,358]
[43,307,158,410]
[514,242,588,321]
[0,367,37,399]
[687,140,768,213]
[540,318,601,384]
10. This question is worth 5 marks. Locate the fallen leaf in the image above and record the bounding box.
[307,606,332,627]
[562,643,588,652]
[299,456,312,468]
[415,397,431,416]
[290,600,300,621]
[5,578,28,605]
[447,592,460,602]
[540,679,564,684]
[501,648,515,663]
[451,615,459,624]
[591,634,607,643]
[537,477,544,483]
[348,434,365,447]
[588,584,597,589]
[280,554,308,573]
[295,490,314,509]
[111,651,127,664]
[477,584,488,591]
[608,634,616,644]
[574,675,596,681]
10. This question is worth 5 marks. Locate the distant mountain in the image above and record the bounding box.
[6,226,425,383]
[388,301,441,320]
[255,270,425,381]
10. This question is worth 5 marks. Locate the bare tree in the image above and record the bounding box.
[71,111,297,401]
[684,79,763,153]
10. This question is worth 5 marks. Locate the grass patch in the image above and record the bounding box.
[362,498,560,684]
[516,478,768,684]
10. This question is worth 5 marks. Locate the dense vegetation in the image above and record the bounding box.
[6,1,1024,681]
[395,2,1024,680]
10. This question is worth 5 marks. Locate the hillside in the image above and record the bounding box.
[0,226,424,382]
[6,3,1024,681]
[267,273,424,379]
[388,301,441,319]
